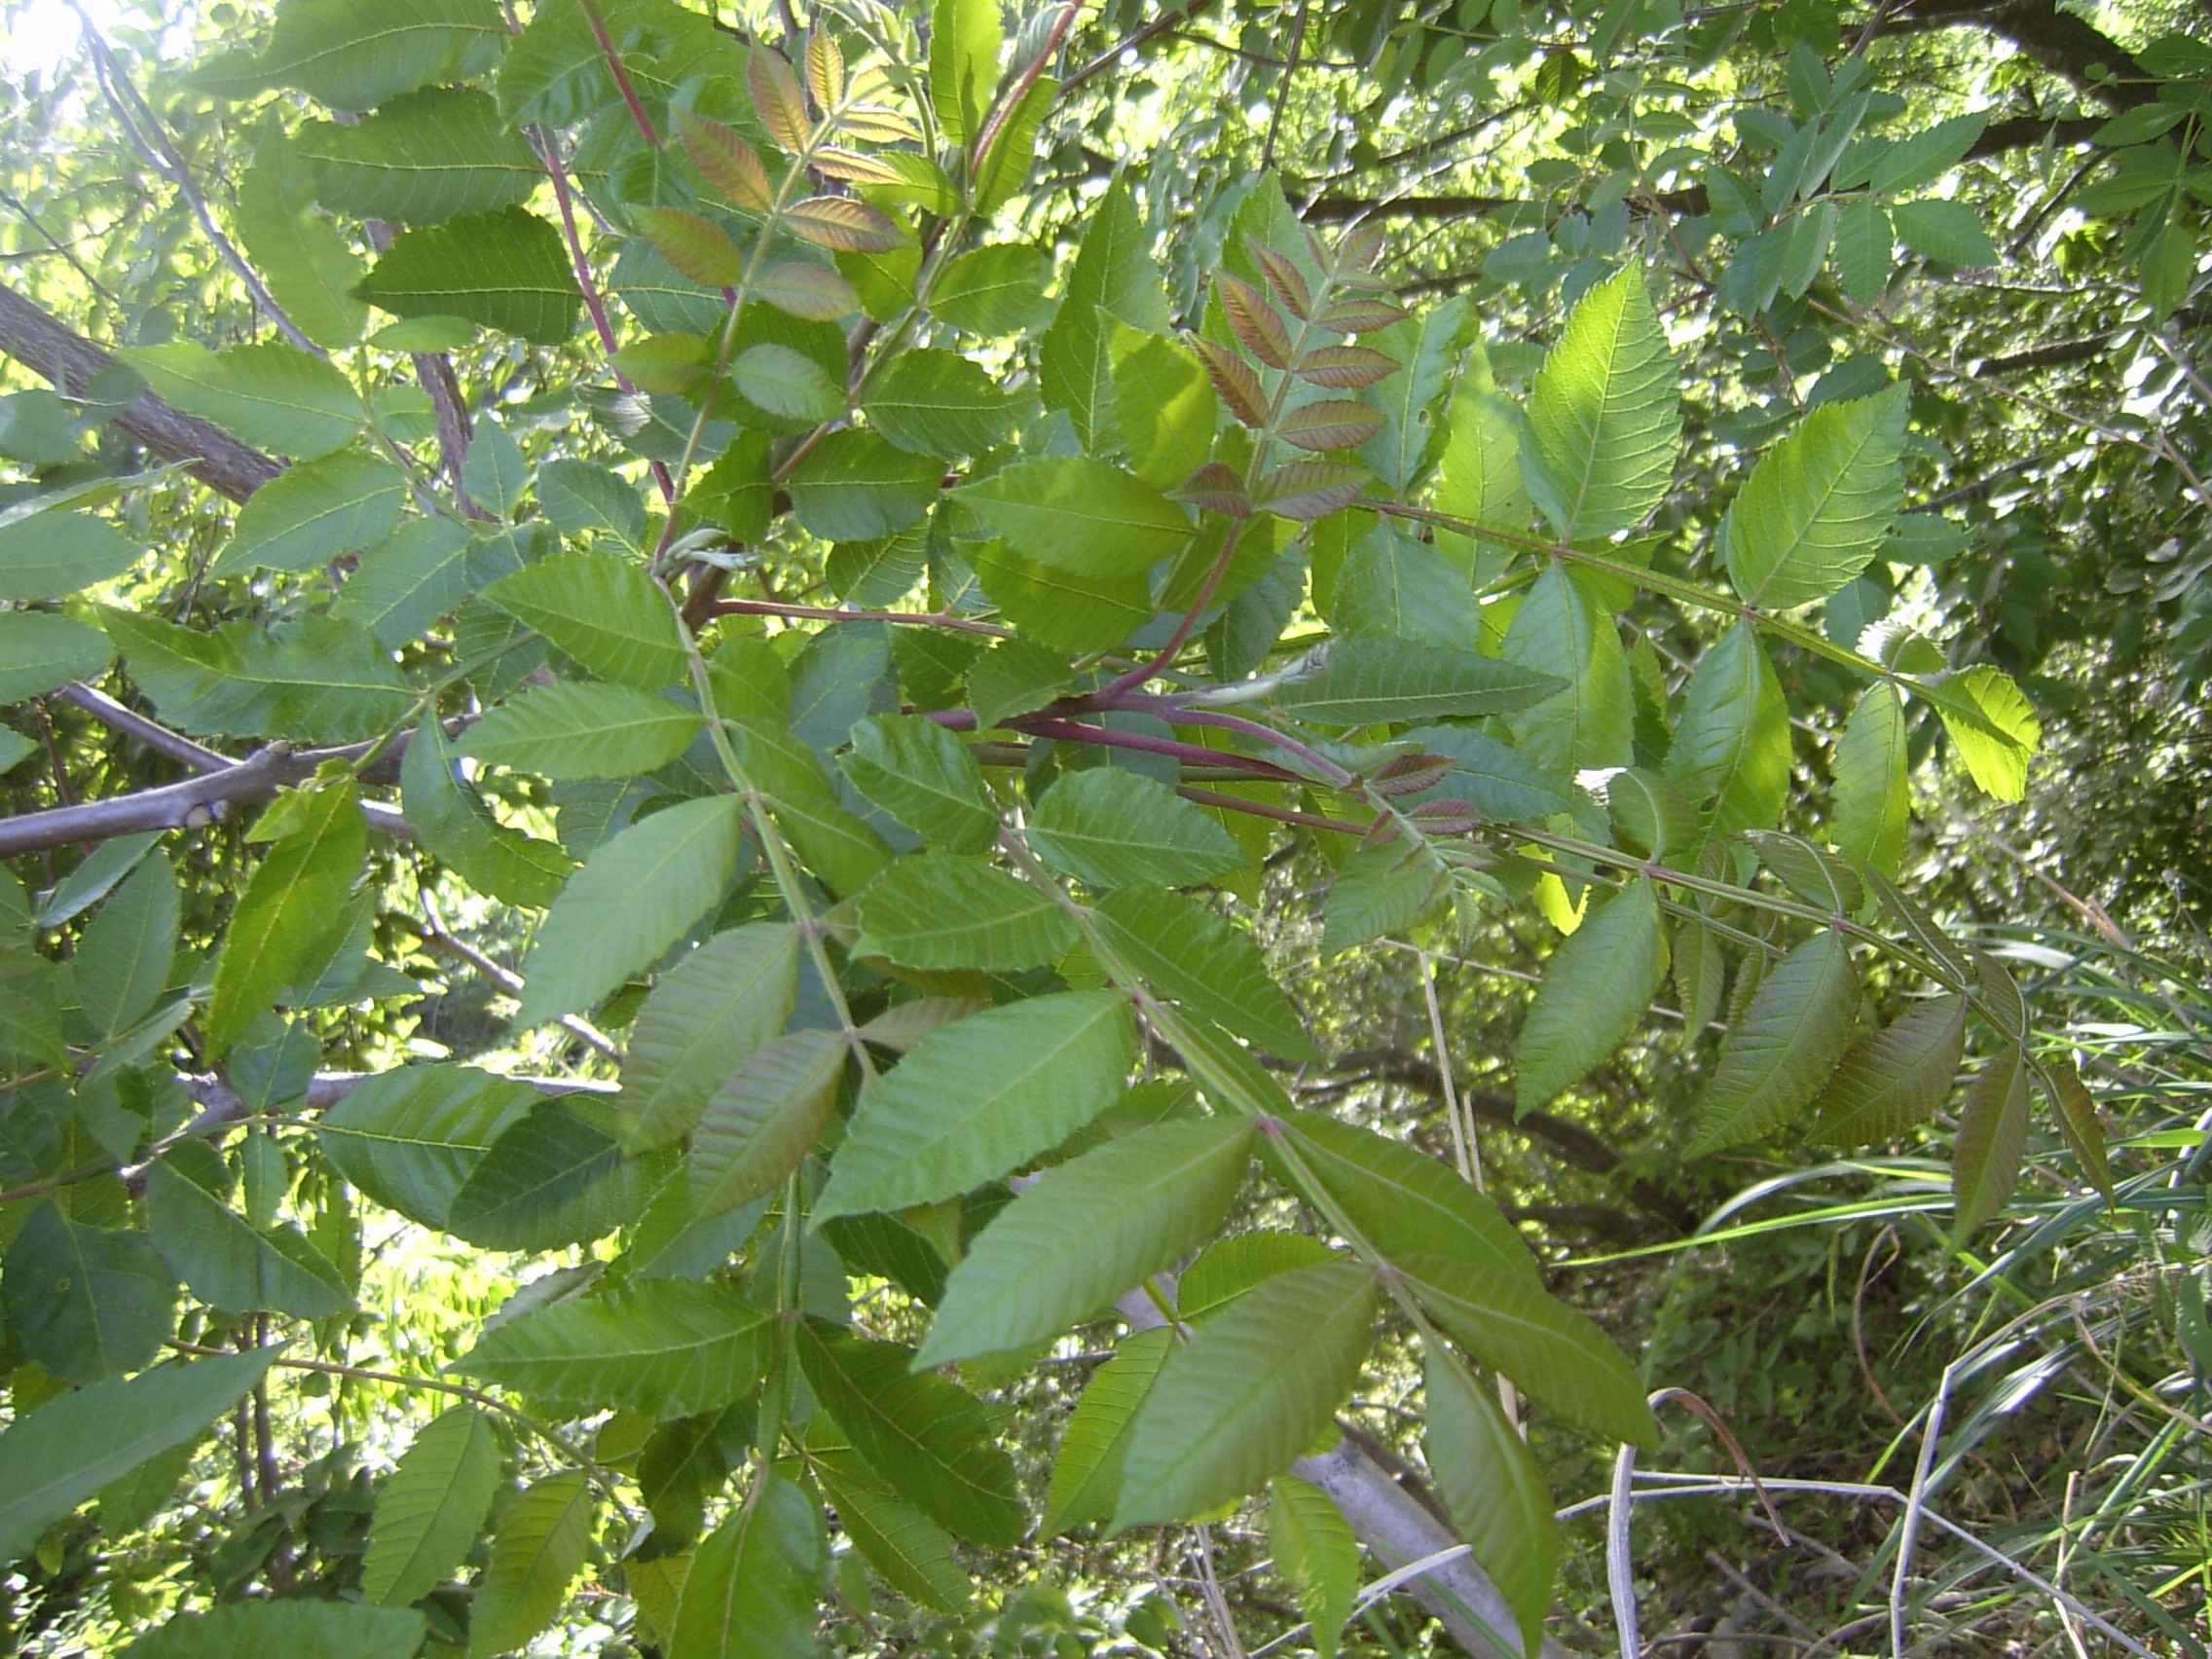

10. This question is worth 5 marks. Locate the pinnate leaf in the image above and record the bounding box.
[1114,1260,1378,1530]
[464,682,702,780]
[1811,992,1965,1144]
[1515,878,1669,1112]
[854,852,1077,972]
[466,1471,594,1659]
[689,1029,847,1217]
[1422,1339,1556,1657]
[363,1404,501,1607]
[619,923,800,1154]
[920,1117,1257,1366]
[1687,931,1862,1154]
[1028,770,1242,890]
[458,1281,772,1417]
[816,990,1134,1220]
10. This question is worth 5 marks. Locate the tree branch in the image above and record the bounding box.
[1872,0,2156,106]
[0,278,281,501]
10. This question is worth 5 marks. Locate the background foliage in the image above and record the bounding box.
[0,0,2207,1651]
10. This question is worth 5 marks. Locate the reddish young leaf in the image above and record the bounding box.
[805,29,845,112]
[1293,344,1399,388]
[812,147,905,186]
[749,48,811,152]
[1169,461,1252,518]
[1248,240,1312,319]
[1277,399,1386,453]
[677,112,775,213]
[1256,460,1368,520]
[1218,274,1294,368]
[786,196,907,253]
[634,207,746,287]
[1188,335,1269,426]
[1315,295,1410,334]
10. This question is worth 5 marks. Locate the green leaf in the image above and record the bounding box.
[1891,199,1998,267]
[728,716,896,898]
[1400,725,1567,823]
[332,517,477,646]
[1951,1044,2030,1235]
[120,341,362,460]
[537,460,648,551]
[124,1601,425,1659]
[518,794,749,1026]
[1282,637,1562,728]
[145,1147,350,1319]
[1114,1260,1377,1530]
[467,1471,595,1659]
[797,1329,1026,1545]
[920,1117,1256,1366]
[863,347,1018,458]
[956,458,1198,579]
[445,1101,649,1250]
[839,714,997,852]
[1,1206,176,1384]
[402,714,575,908]
[1930,664,2039,801]
[1091,887,1318,1060]
[0,509,141,600]
[929,0,1001,148]
[483,549,686,689]
[788,429,942,542]
[458,1281,771,1415]
[301,89,538,225]
[1833,202,1893,306]
[1043,1326,1172,1536]
[816,989,1135,1220]
[732,341,844,423]
[966,636,1069,731]
[1267,1112,1540,1285]
[670,1472,824,1659]
[1811,992,1965,1144]
[206,781,366,1056]
[1522,267,1679,540]
[1359,294,1467,498]
[1423,1339,1556,1658]
[229,451,411,579]
[1402,1254,1655,1444]
[362,1404,502,1607]
[689,1029,847,1216]
[1831,682,1910,877]
[236,134,370,350]
[1515,878,1668,1112]
[1501,564,1633,774]
[462,416,528,519]
[1110,323,1218,491]
[970,541,1151,653]
[854,852,1077,972]
[464,682,702,780]
[357,206,583,345]
[99,609,412,743]
[1270,1474,1361,1659]
[1864,110,1987,193]
[318,1065,538,1229]
[619,923,799,1154]
[1320,841,1448,956]
[1329,521,1480,649]
[195,0,499,109]
[1179,1232,1337,1319]
[812,1456,971,1613]
[1028,769,1242,890]
[931,243,1051,337]
[1687,931,1862,1154]
[1723,387,1907,608]
[1664,622,1789,840]
[75,851,178,1038]
[1038,179,1167,448]
[0,1346,276,1563]
[0,610,113,703]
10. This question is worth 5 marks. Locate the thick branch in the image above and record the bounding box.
[0,279,281,501]
[0,719,412,857]
[1874,0,2156,106]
